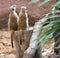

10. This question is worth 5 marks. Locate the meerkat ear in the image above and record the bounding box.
[11,5,16,8]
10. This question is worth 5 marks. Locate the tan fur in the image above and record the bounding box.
[17,6,30,55]
[8,5,18,48]
[18,6,29,30]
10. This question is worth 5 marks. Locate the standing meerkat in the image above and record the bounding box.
[18,6,29,30]
[8,5,18,48]
[17,6,30,53]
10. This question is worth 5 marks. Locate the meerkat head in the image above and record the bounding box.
[10,5,16,12]
[21,6,27,10]
[20,6,27,14]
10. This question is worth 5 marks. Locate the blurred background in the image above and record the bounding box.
[0,0,56,58]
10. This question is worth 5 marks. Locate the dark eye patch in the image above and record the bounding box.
[12,8,14,10]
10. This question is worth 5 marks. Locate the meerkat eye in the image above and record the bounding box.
[12,8,14,11]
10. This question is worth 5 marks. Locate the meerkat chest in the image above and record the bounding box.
[11,13,17,21]
[9,15,17,26]
[19,15,27,30]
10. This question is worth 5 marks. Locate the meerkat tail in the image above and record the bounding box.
[11,31,14,48]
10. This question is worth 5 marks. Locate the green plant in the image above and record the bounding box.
[30,0,60,45]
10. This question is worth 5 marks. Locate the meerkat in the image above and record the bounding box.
[18,6,29,30]
[17,6,30,53]
[8,5,18,48]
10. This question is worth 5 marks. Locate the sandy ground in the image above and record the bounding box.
[0,31,16,58]
[0,31,55,58]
